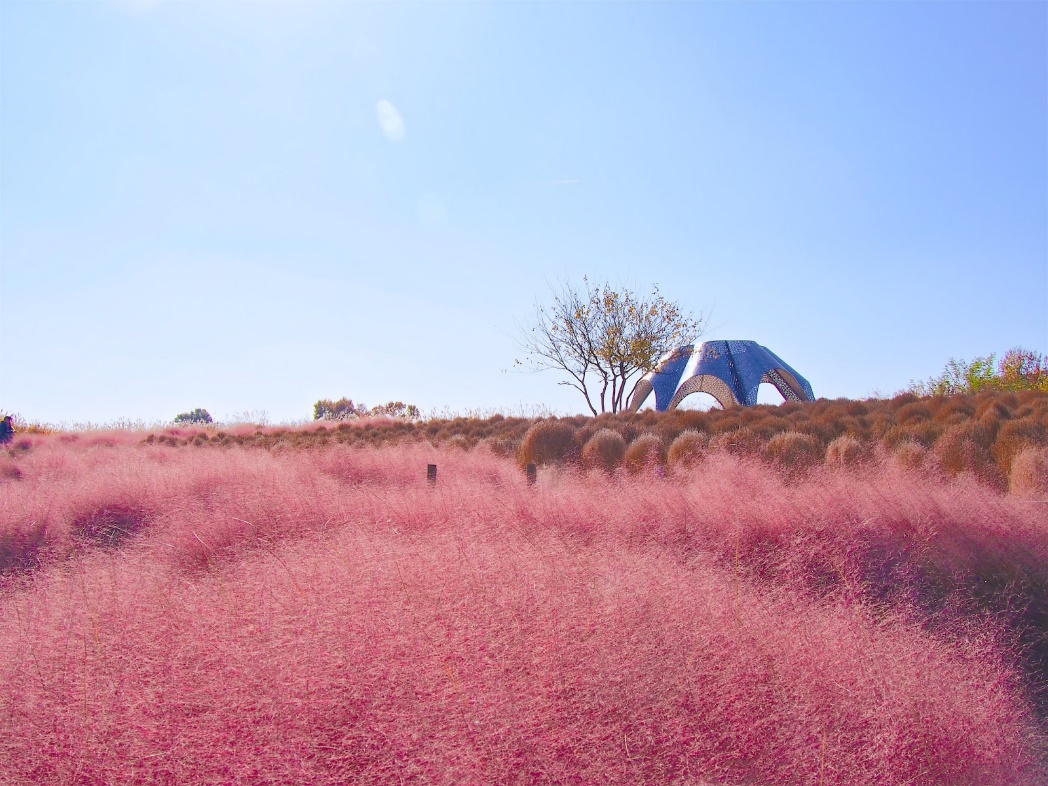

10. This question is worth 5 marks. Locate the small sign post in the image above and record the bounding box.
[427,464,437,485]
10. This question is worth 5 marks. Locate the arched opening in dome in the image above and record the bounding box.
[675,392,724,411]
[757,382,789,405]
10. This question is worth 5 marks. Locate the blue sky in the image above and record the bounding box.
[2,0,1045,424]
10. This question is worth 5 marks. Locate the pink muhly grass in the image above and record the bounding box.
[0,527,1040,785]
[0,434,1043,783]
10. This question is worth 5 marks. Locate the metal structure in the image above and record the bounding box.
[628,340,815,411]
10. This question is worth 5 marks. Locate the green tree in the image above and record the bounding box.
[313,398,362,420]
[907,347,1048,396]
[997,347,1048,392]
[314,398,421,421]
[370,401,421,420]
[173,408,213,425]
[517,278,705,415]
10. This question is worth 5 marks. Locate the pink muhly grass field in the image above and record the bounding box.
[0,436,1045,784]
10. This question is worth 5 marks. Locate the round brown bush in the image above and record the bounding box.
[895,402,933,425]
[992,418,1048,478]
[799,419,844,444]
[889,392,920,410]
[443,434,470,451]
[892,440,928,471]
[977,396,1015,421]
[977,411,1006,442]
[518,420,578,468]
[581,429,626,473]
[667,430,708,467]
[709,414,743,435]
[762,431,824,476]
[882,420,942,450]
[747,415,790,440]
[709,427,764,457]
[825,435,867,469]
[933,395,976,424]
[1009,447,1048,496]
[934,422,1003,487]
[624,433,667,473]
[477,437,518,459]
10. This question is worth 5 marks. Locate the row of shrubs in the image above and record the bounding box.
[517,419,1047,493]
[137,389,1048,491]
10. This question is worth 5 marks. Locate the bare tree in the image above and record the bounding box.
[517,278,705,415]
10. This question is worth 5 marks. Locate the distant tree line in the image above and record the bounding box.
[907,347,1048,396]
[313,398,421,421]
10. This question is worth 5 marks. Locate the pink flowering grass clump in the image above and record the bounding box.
[0,434,1044,784]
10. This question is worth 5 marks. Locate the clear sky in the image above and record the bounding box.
[2,0,1045,425]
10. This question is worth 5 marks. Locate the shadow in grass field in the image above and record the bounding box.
[0,405,1046,784]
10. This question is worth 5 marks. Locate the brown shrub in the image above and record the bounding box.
[892,440,929,471]
[835,416,869,442]
[762,431,824,476]
[443,434,470,451]
[883,420,942,450]
[709,413,743,435]
[881,426,910,451]
[1010,447,1048,496]
[896,402,933,425]
[624,434,667,473]
[581,429,626,473]
[889,392,920,410]
[977,399,1012,425]
[518,420,578,468]
[934,422,1003,487]
[477,437,518,459]
[833,400,859,417]
[708,427,765,457]
[979,392,1018,416]
[747,415,791,440]
[931,395,976,423]
[667,430,709,467]
[796,419,840,444]
[866,412,897,440]
[825,435,868,469]
[992,418,1048,478]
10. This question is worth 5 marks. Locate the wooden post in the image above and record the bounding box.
[526,463,537,486]
[427,463,437,485]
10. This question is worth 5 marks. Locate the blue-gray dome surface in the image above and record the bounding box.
[628,340,815,411]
